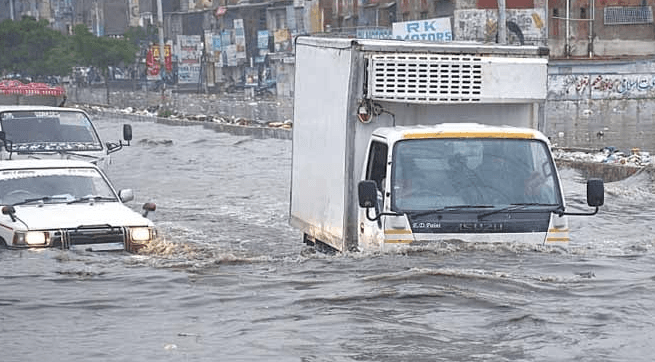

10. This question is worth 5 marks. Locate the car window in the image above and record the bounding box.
[0,167,116,204]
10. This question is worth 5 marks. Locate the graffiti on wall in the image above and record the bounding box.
[454,9,546,45]
[549,74,655,100]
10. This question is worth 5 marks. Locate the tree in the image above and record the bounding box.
[71,24,139,98]
[0,18,139,86]
[0,16,71,80]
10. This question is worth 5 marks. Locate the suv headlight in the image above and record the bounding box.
[129,227,154,242]
[14,231,50,246]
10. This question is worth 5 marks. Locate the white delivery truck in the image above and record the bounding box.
[290,37,604,253]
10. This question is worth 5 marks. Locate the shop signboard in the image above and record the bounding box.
[176,35,202,84]
[392,17,452,42]
[146,44,172,81]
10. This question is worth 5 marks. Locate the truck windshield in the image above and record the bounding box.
[391,138,562,211]
[0,167,116,205]
[0,111,102,152]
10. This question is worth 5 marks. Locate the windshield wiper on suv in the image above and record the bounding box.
[477,203,561,220]
[411,205,494,218]
[67,195,117,204]
[12,195,70,206]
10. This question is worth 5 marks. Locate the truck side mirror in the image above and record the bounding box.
[358,180,378,208]
[123,124,133,142]
[587,178,604,207]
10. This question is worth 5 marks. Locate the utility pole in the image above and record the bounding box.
[498,0,507,44]
[156,0,166,84]
[9,0,14,20]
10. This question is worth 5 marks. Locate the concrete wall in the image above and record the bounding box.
[546,59,655,153]
[64,85,294,123]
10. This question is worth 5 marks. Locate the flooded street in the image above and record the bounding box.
[2,115,655,361]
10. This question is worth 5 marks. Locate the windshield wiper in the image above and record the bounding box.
[67,195,117,204]
[477,203,561,220]
[11,195,69,206]
[411,205,494,218]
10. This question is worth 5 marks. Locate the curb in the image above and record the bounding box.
[94,109,292,140]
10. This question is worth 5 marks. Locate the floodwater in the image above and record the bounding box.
[2,115,655,361]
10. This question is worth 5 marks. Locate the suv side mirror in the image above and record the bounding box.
[587,178,604,207]
[358,180,378,208]
[119,189,134,203]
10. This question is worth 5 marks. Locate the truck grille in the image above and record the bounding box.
[51,226,126,249]
[368,53,483,103]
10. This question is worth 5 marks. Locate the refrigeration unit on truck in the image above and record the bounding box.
[0,106,132,171]
[289,37,604,253]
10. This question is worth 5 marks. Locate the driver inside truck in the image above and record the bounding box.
[447,140,486,203]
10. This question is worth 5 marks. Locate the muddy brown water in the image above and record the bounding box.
[2,115,655,361]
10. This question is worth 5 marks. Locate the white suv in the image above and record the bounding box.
[0,159,156,252]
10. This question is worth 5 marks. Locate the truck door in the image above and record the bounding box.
[359,140,388,249]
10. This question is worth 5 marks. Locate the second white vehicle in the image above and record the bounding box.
[0,159,157,252]
[0,105,132,170]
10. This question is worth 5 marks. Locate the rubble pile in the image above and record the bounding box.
[83,104,293,130]
[553,147,652,168]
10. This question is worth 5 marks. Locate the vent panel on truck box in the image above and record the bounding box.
[368,54,483,103]
[367,53,547,104]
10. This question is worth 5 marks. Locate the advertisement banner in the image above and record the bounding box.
[146,44,172,80]
[392,17,452,42]
[356,28,393,39]
[176,35,202,84]
[225,45,238,67]
[234,19,246,60]
[257,30,269,49]
[274,29,292,52]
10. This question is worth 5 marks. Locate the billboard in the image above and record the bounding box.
[146,44,172,80]
[392,17,452,42]
[177,35,202,84]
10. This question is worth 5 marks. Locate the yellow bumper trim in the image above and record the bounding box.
[384,229,412,235]
[403,130,537,140]
[384,239,413,244]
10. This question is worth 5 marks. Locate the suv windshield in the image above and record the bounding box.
[391,138,562,211]
[0,167,116,205]
[0,110,102,152]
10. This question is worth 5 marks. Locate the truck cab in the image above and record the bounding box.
[0,106,131,170]
[356,124,603,252]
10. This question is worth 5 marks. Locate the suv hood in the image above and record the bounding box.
[12,202,152,230]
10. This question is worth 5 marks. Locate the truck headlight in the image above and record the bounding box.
[14,231,49,246]
[129,227,153,242]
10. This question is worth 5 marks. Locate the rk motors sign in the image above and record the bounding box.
[392,17,452,42]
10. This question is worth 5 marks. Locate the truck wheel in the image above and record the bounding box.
[302,233,315,246]
[314,240,338,255]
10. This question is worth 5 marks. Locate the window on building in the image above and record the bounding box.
[553,8,559,17]
[580,7,587,19]
[605,6,653,25]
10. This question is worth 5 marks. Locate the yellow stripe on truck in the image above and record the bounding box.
[545,237,570,243]
[384,229,412,235]
[403,131,538,140]
[384,229,412,244]
[546,227,570,243]
[384,239,413,244]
